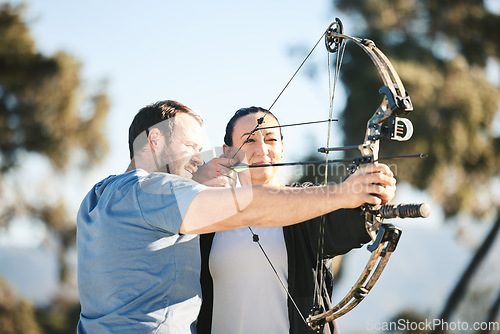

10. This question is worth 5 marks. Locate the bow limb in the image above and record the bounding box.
[327,31,412,113]
[307,225,402,328]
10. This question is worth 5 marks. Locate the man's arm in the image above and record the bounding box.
[180,163,396,234]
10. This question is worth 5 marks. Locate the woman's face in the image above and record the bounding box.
[229,111,283,185]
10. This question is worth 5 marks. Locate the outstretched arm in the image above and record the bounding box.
[180,163,396,234]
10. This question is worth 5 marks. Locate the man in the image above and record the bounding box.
[77,100,396,333]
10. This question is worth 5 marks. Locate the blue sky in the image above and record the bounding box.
[2,0,500,332]
[3,0,351,244]
[20,0,345,180]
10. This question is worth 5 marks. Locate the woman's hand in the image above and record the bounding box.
[340,163,396,207]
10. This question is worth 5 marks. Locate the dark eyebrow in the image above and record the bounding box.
[240,127,280,139]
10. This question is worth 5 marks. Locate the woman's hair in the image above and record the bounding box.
[224,106,282,146]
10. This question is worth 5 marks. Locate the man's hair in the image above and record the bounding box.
[224,106,282,147]
[128,100,202,159]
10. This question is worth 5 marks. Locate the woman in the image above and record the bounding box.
[197,107,396,334]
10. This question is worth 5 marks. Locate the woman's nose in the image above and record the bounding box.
[253,140,269,156]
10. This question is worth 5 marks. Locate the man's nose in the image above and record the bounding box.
[191,153,203,167]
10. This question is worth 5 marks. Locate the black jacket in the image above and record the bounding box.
[197,208,371,334]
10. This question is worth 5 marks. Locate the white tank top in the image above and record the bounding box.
[209,226,289,333]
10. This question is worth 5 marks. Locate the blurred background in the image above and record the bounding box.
[0,0,499,333]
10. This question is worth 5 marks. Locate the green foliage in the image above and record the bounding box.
[0,0,110,309]
[0,3,109,172]
[0,279,42,334]
[0,278,81,334]
[35,297,81,334]
[329,0,500,217]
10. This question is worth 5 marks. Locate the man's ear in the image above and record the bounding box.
[148,128,161,150]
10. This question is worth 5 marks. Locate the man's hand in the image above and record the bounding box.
[340,163,396,207]
[192,156,237,187]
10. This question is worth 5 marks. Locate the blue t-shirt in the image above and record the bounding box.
[77,169,206,333]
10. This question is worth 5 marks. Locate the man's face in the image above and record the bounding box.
[160,113,203,178]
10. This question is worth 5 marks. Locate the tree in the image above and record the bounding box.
[0,0,109,317]
[0,279,42,334]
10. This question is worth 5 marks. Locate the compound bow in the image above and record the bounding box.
[306,18,430,330]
